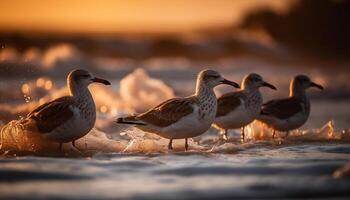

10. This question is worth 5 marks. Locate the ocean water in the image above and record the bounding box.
[0,45,350,199]
[0,143,349,199]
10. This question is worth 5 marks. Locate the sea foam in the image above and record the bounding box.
[0,118,348,156]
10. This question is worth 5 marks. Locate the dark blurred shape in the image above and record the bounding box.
[0,33,263,62]
[2,0,350,69]
[240,0,350,60]
[151,37,189,57]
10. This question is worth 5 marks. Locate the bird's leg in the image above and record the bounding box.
[222,129,228,141]
[185,138,188,151]
[272,129,276,139]
[58,143,63,151]
[168,139,173,150]
[285,131,289,138]
[71,140,82,152]
[240,126,245,143]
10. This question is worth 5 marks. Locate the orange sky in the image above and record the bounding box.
[0,0,293,34]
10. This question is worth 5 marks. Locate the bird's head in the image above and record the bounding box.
[68,69,111,87]
[242,73,276,91]
[197,69,240,89]
[292,75,324,91]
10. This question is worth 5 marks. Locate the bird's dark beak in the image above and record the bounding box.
[221,79,240,88]
[310,82,324,90]
[92,77,111,85]
[262,81,277,90]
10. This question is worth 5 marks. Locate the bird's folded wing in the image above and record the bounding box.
[28,96,76,133]
[137,97,197,127]
[216,92,242,117]
[262,97,302,119]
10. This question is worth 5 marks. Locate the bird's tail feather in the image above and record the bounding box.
[116,116,147,126]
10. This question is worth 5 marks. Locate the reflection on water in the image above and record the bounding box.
[0,144,349,199]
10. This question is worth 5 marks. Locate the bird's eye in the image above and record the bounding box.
[210,75,220,79]
[82,75,90,78]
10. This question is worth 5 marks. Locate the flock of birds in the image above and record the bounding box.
[20,69,323,151]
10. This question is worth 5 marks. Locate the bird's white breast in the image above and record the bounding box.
[215,92,262,130]
[258,105,308,132]
[161,102,216,139]
[46,96,96,142]
[144,92,218,139]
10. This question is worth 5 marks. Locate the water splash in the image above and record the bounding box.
[241,120,346,142]
[119,68,175,113]
[0,119,349,156]
[120,127,205,153]
[0,120,127,156]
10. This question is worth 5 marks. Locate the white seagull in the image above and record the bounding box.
[21,69,111,150]
[116,69,240,150]
[213,73,276,142]
[258,75,323,138]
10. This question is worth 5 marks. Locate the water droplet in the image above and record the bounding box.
[21,83,30,94]
[23,95,31,103]
[36,77,45,87]
[44,80,53,90]
[100,105,108,113]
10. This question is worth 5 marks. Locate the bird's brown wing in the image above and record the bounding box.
[216,92,243,117]
[25,96,76,133]
[137,97,198,127]
[261,97,303,120]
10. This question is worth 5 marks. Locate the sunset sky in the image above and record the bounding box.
[0,0,293,34]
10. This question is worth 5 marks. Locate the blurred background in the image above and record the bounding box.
[0,0,349,130]
[0,2,350,199]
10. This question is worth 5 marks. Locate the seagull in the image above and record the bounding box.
[116,69,240,150]
[21,69,111,150]
[213,73,276,142]
[258,75,324,138]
